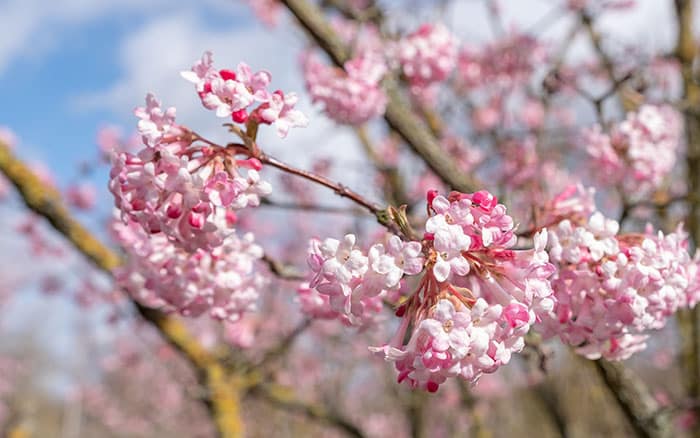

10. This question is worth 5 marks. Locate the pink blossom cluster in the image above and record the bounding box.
[109,93,271,251]
[112,219,266,322]
[584,104,683,196]
[457,33,547,90]
[394,23,458,88]
[304,234,423,325]
[302,52,388,125]
[301,190,555,391]
[182,51,308,138]
[370,192,555,391]
[540,210,692,360]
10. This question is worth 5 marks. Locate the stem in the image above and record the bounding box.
[258,151,394,230]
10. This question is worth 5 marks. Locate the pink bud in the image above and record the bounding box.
[426,381,439,392]
[219,69,237,81]
[232,109,249,123]
[188,211,205,229]
[426,189,439,206]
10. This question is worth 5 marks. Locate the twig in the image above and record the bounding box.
[258,151,394,230]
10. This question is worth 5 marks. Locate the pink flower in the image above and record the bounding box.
[305,233,423,326]
[181,51,307,137]
[302,52,387,125]
[540,209,691,360]
[135,93,178,147]
[395,23,458,88]
[457,32,547,90]
[584,104,682,197]
[255,90,309,138]
[109,92,273,252]
[242,0,281,27]
[369,191,555,391]
[113,219,266,322]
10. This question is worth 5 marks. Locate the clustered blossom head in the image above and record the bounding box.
[457,32,547,91]
[584,104,682,197]
[395,23,458,89]
[303,234,423,326]
[113,219,265,322]
[109,92,271,252]
[302,52,388,125]
[540,207,692,360]
[182,51,308,138]
[304,190,555,391]
[371,191,555,392]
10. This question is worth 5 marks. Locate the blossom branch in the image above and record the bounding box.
[257,151,394,229]
[674,1,700,434]
[0,140,244,438]
[279,0,479,193]
[593,359,670,438]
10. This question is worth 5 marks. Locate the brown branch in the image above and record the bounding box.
[261,254,305,281]
[593,359,671,438]
[674,2,700,437]
[258,151,394,230]
[320,0,383,23]
[0,141,243,438]
[250,382,365,438]
[279,0,479,193]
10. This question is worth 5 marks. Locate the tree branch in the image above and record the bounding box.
[593,359,671,438]
[674,2,700,435]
